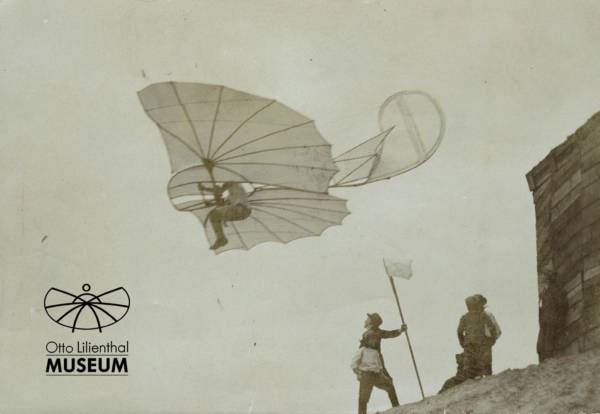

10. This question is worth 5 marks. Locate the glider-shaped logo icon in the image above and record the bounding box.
[44,284,130,332]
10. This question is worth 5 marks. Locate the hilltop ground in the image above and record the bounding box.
[382,348,600,414]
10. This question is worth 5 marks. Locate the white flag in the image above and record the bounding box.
[383,258,413,280]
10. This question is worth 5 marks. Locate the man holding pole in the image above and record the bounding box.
[351,313,407,414]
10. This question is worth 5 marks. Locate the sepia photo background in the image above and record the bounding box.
[2,1,600,413]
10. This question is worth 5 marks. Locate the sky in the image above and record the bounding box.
[2,1,600,413]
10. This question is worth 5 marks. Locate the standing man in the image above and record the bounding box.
[457,295,501,379]
[537,272,568,362]
[350,313,407,414]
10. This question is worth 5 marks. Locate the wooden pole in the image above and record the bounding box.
[387,274,426,400]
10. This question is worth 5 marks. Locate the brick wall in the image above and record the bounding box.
[526,111,600,356]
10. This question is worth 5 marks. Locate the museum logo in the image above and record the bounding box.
[43,284,130,376]
[44,283,130,332]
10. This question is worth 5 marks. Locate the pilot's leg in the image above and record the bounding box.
[208,205,251,250]
[222,204,251,222]
[208,208,228,249]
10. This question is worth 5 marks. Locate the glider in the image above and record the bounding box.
[138,82,444,253]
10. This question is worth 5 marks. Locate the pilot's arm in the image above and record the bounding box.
[198,182,224,194]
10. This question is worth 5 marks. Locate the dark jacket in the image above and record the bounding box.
[457,310,498,347]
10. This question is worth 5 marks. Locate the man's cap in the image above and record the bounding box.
[473,294,488,306]
[367,313,383,326]
[465,295,485,310]
[465,295,477,306]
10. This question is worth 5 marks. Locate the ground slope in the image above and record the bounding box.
[383,348,600,414]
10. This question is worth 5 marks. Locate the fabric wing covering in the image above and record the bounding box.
[138,82,338,193]
[138,82,348,253]
[332,90,445,187]
[331,128,394,187]
[171,188,350,254]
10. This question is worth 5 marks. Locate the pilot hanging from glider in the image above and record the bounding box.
[198,181,252,250]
